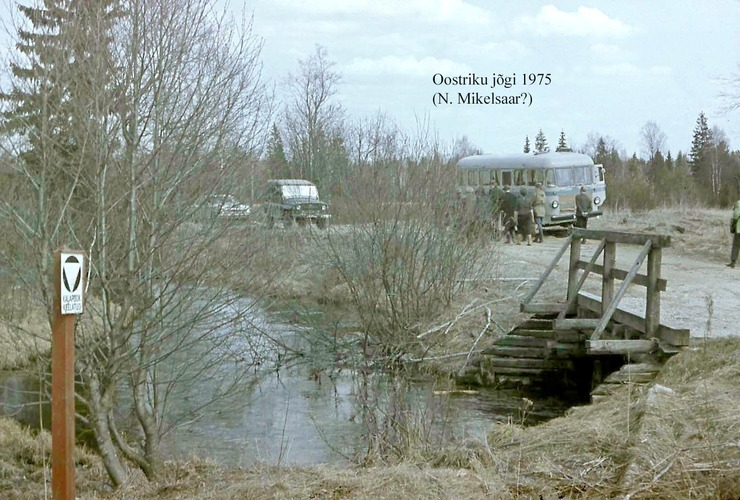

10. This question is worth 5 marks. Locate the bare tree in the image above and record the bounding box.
[281,45,344,187]
[639,120,667,161]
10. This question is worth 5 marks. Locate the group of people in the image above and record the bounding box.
[488,182,592,246]
[488,182,546,245]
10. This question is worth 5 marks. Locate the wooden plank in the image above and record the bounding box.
[658,326,689,346]
[645,247,662,337]
[566,237,582,306]
[491,366,545,375]
[494,335,548,348]
[558,238,607,321]
[658,340,683,354]
[574,261,667,291]
[521,235,572,306]
[546,340,587,352]
[489,357,574,369]
[571,228,671,248]
[516,319,555,330]
[520,302,565,314]
[555,318,601,330]
[482,346,546,358]
[510,328,558,339]
[602,241,616,315]
[591,240,652,340]
[587,339,657,354]
[578,292,646,334]
[555,331,588,343]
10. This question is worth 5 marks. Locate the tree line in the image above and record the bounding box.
[521,114,740,209]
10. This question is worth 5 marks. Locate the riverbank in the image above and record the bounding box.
[1,336,737,498]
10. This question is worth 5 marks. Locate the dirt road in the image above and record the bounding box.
[494,232,739,339]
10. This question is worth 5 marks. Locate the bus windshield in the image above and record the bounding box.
[556,168,574,187]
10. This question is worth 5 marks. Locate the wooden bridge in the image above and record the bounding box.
[481,228,690,400]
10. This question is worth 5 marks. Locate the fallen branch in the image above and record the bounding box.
[405,350,482,363]
[458,306,492,376]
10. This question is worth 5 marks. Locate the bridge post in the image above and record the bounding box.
[566,237,581,313]
[645,246,662,337]
[602,241,616,316]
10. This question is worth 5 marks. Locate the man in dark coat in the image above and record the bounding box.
[500,185,517,244]
[514,186,534,246]
[575,185,593,243]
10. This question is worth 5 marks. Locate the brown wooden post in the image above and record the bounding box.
[566,237,582,312]
[52,249,84,500]
[602,240,616,316]
[645,246,662,337]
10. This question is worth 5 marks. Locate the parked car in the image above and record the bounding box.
[263,179,330,229]
[207,194,251,219]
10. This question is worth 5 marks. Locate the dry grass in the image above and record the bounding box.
[591,206,732,263]
[0,416,103,499]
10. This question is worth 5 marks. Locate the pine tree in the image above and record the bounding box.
[534,129,548,153]
[556,130,570,152]
[523,135,530,153]
[265,124,290,178]
[689,111,713,176]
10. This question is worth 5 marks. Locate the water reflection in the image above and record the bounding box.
[0,298,572,467]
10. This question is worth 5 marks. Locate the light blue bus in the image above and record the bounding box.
[456,151,606,226]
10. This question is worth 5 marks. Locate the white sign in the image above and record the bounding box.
[61,252,84,315]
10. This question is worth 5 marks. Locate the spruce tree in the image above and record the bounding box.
[534,129,548,153]
[523,135,530,153]
[1,0,121,219]
[265,124,290,178]
[556,130,569,152]
[689,111,713,176]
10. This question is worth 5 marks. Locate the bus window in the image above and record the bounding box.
[514,169,525,186]
[556,168,574,187]
[458,170,465,187]
[501,171,512,186]
[466,170,478,186]
[545,169,556,187]
[528,169,546,186]
[596,165,605,182]
[585,166,593,182]
[491,170,501,184]
[480,169,491,186]
[573,166,585,185]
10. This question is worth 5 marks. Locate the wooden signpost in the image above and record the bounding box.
[52,248,85,500]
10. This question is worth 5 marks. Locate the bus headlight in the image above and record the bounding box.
[551,200,559,209]
[593,197,601,205]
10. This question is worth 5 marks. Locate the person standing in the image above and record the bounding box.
[532,182,546,243]
[514,186,534,246]
[728,199,740,268]
[489,181,503,240]
[500,185,517,244]
[574,186,592,243]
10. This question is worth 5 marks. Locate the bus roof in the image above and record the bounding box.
[457,152,594,170]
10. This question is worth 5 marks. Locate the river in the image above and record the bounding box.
[0,300,573,467]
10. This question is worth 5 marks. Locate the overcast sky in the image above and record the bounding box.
[249,0,739,158]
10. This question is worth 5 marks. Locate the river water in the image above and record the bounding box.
[0,302,573,467]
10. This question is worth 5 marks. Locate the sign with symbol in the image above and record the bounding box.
[60,252,84,315]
